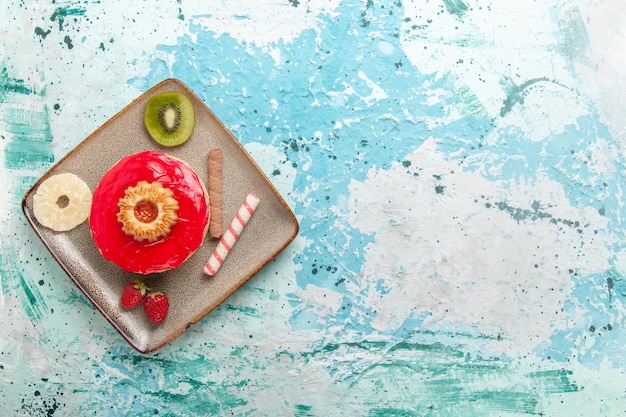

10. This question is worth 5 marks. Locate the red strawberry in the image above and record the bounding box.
[143,292,169,324]
[120,279,148,308]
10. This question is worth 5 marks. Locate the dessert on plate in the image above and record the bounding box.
[89,150,209,274]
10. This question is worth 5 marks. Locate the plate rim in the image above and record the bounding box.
[21,78,299,353]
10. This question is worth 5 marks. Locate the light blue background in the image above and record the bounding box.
[1,0,625,415]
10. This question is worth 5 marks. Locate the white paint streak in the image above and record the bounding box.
[400,1,590,141]
[189,1,342,46]
[294,284,344,322]
[574,0,626,141]
[357,71,388,104]
[346,138,613,355]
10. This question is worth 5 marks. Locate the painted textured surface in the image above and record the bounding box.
[1,0,625,415]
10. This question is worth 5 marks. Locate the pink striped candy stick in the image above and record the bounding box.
[203,193,260,276]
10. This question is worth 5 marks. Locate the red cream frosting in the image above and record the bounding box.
[90,150,209,274]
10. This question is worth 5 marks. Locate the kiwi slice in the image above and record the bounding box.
[144,91,195,146]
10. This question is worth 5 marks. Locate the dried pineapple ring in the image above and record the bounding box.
[33,173,92,232]
[117,181,179,242]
